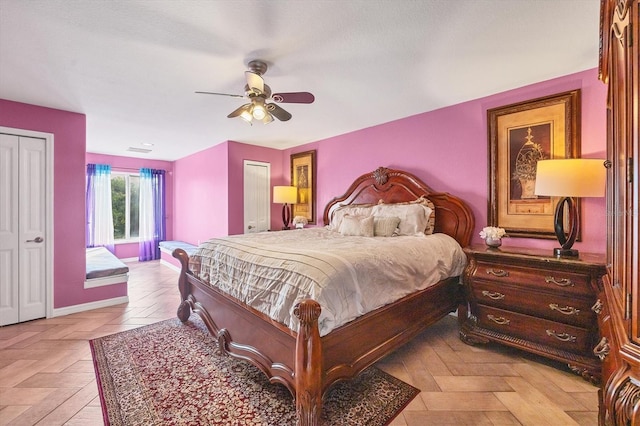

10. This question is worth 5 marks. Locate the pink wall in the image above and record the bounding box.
[284,68,608,254]
[0,99,127,308]
[173,142,230,244]
[85,152,175,259]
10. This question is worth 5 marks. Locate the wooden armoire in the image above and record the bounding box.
[597,0,640,424]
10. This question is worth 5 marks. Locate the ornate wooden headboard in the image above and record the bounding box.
[322,166,475,247]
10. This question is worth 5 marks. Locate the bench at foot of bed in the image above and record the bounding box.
[160,241,198,271]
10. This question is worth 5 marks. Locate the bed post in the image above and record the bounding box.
[294,299,323,426]
[172,248,192,322]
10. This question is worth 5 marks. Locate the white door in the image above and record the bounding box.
[243,161,270,234]
[0,133,48,326]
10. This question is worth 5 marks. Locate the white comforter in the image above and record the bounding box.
[189,228,467,336]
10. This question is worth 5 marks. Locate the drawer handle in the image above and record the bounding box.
[591,299,603,315]
[545,329,577,342]
[482,290,505,300]
[486,268,509,277]
[593,337,610,360]
[545,276,574,287]
[487,314,510,325]
[549,303,580,316]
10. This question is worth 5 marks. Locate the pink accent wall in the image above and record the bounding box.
[0,99,127,308]
[173,142,230,244]
[85,152,174,259]
[284,68,608,254]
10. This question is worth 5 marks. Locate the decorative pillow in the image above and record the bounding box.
[339,214,374,237]
[328,204,374,231]
[371,203,428,236]
[375,196,436,235]
[373,216,401,237]
[412,196,436,235]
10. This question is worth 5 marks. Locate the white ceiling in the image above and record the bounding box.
[0,0,601,161]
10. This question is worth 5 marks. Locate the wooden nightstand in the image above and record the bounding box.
[458,245,607,383]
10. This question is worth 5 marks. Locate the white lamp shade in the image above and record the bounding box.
[534,159,606,197]
[273,186,298,204]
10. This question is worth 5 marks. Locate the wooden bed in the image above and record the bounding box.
[173,166,474,425]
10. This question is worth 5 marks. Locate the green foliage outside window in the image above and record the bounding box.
[111,174,140,240]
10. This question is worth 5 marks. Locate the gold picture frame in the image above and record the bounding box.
[291,150,316,224]
[488,90,581,239]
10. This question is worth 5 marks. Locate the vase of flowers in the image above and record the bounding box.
[292,216,308,229]
[479,226,506,248]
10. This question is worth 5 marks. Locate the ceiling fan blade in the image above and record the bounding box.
[271,92,315,104]
[195,91,244,98]
[227,103,252,118]
[266,103,292,121]
[245,71,264,94]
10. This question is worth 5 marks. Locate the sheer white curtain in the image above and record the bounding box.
[86,164,115,251]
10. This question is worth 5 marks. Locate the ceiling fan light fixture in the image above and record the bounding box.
[252,105,266,120]
[197,59,314,124]
[262,113,274,124]
[252,98,267,120]
[240,109,253,124]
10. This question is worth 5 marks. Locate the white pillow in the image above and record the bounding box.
[373,216,401,237]
[328,205,373,231]
[339,215,374,237]
[371,203,428,236]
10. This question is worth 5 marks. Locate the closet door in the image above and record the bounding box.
[243,160,271,234]
[0,134,20,325]
[0,133,47,326]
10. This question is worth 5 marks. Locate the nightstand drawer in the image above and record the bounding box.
[473,261,593,297]
[470,281,596,327]
[475,305,593,355]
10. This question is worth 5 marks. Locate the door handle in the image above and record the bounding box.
[26,236,44,243]
[248,225,255,229]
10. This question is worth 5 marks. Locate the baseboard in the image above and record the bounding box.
[160,259,181,272]
[52,296,129,318]
[120,257,138,263]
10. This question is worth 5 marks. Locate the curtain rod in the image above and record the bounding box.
[85,164,170,173]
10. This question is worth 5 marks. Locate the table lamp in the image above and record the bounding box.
[273,186,298,230]
[534,158,606,257]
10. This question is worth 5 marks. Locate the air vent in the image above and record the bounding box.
[126,147,152,153]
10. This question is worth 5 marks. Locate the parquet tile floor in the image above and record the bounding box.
[0,260,599,425]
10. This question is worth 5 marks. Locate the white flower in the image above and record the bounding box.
[479,226,507,240]
[292,216,308,226]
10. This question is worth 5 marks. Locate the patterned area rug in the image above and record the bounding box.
[90,317,419,425]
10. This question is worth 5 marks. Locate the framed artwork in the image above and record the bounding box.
[290,150,316,224]
[488,90,581,239]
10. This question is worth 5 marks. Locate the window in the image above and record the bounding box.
[111,173,140,241]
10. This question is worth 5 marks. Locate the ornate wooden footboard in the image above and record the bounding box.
[174,166,474,425]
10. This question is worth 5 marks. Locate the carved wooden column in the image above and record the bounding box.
[294,299,323,426]
[173,248,192,322]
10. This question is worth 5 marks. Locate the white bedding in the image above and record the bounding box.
[189,228,466,336]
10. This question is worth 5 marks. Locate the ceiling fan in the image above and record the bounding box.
[196,60,315,125]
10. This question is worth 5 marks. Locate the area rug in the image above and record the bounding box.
[90,317,419,425]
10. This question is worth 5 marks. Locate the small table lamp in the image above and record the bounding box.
[534,158,606,257]
[273,186,298,230]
